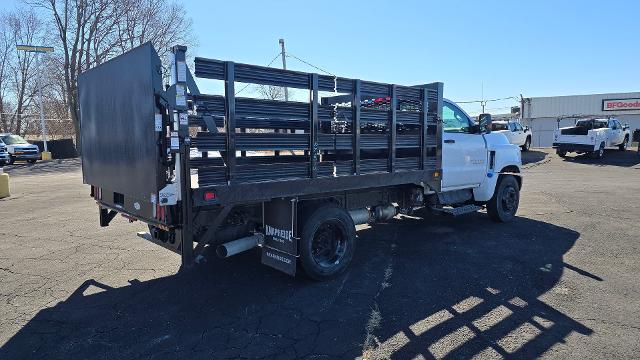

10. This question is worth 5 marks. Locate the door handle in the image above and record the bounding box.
[444,139,455,144]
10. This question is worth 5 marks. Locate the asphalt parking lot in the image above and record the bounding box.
[1,149,639,359]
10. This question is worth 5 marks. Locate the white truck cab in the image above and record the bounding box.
[439,100,523,221]
[490,120,532,151]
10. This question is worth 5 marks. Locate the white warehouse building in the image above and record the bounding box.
[521,92,640,147]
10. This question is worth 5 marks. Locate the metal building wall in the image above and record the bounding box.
[521,92,640,147]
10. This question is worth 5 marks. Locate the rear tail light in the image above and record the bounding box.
[204,191,217,201]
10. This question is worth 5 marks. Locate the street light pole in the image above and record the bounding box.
[35,52,48,152]
[16,44,54,158]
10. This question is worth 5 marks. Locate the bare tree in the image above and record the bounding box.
[27,0,194,152]
[0,14,13,133]
[116,0,194,64]
[257,84,285,101]
[0,9,46,135]
[9,10,45,135]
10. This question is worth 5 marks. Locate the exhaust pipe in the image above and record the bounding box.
[216,234,263,258]
[349,204,398,225]
[373,204,397,221]
[349,209,372,225]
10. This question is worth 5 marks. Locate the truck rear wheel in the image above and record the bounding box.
[299,205,356,280]
[591,143,605,159]
[619,136,629,151]
[556,149,567,158]
[487,175,520,223]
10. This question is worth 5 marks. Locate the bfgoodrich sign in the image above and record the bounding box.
[602,98,640,111]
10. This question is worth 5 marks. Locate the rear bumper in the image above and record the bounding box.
[553,143,594,152]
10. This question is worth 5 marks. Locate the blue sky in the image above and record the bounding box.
[3,0,639,114]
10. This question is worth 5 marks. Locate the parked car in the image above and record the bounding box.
[553,118,631,159]
[0,133,41,164]
[491,120,532,151]
[0,138,8,166]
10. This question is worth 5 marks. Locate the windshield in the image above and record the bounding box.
[491,123,509,131]
[1,135,29,145]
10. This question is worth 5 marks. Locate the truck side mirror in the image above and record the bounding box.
[524,126,530,132]
[478,113,492,133]
[623,123,630,130]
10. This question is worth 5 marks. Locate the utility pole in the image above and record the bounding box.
[279,38,289,102]
[481,82,485,113]
[16,45,54,160]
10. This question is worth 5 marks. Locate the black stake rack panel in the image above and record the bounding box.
[187,55,443,206]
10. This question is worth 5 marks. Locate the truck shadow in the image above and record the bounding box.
[560,149,640,167]
[2,158,81,176]
[521,150,548,165]
[0,214,593,359]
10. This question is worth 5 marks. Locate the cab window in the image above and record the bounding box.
[514,123,523,131]
[594,121,607,129]
[442,102,471,133]
[491,123,508,131]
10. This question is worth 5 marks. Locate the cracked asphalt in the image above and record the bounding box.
[1,149,639,359]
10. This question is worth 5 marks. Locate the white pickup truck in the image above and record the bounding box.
[491,120,532,151]
[0,133,41,164]
[553,118,631,159]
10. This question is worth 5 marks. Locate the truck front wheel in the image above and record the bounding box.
[299,205,356,280]
[521,137,531,151]
[487,175,520,223]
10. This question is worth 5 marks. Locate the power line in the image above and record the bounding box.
[285,52,336,77]
[455,96,518,104]
[235,52,283,96]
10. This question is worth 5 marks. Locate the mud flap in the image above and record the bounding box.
[261,198,298,276]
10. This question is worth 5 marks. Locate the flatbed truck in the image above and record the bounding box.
[79,43,523,280]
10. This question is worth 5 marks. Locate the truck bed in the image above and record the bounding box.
[79,43,443,223]
[554,133,595,146]
[186,57,443,205]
